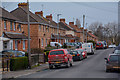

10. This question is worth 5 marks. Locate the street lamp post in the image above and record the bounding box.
[27,0,31,69]
[57,14,61,43]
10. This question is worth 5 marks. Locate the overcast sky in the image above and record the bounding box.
[2,2,118,27]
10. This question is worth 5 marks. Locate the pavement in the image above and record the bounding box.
[2,63,48,79]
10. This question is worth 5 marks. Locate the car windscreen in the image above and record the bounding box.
[50,50,64,55]
[114,50,120,54]
[109,55,120,61]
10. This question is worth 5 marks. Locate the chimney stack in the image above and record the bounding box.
[69,22,74,25]
[46,14,52,20]
[88,30,92,33]
[60,18,65,23]
[35,11,43,17]
[18,3,28,9]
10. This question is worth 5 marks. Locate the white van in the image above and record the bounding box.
[50,42,62,47]
[82,43,94,54]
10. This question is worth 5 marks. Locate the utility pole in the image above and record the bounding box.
[27,0,31,69]
[113,25,115,44]
[86,23,88,43]
[83,15,85,43]
[57,14,61,43]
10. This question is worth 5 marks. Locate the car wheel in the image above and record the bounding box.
[106,69,110,72]
[66,60,70,68]
[55,65,58,68]
[49,64,53,69]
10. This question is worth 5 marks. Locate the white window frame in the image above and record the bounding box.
[23,40,25,50]
[10,21,13,30]
[46,39,47,46]
[19,24,21,31]
[41,38,43,47]
[15,40,18,50]
[14,22,16,31]
[4,20,7,29]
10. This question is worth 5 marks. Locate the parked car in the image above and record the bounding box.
[70,50,81,61]
[74,49,84,60]
[96,41,107,49]
[82,43,94,55]
[104,54,120,72]
[75,48,87,59]
[2,50,25,57]
[50,42,62,47]
[48,49,73,69]
[109,44,116,48]
[113,47,120,54]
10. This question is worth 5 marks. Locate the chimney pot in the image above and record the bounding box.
[46,14,52,20]
[18,3,28,9]
[35,11,43,17]
[69,22,74,25]
[60,18,65,23]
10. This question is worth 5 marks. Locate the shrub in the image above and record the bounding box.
[44,51,50,62]
[10,57,28,71]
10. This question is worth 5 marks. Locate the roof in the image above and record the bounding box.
[88,32,98,39]
[11,7,48,24]
[69,24,82,32]
[59,22,73,31]
[3,32,28,39]
[0,7,19,21]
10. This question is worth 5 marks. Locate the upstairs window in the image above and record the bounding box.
[10,22,13,30]
[23,40,25,50]
[4,20,7,29]
[14,22,16,31]
[41,38,44,47]
[18,24,21,31]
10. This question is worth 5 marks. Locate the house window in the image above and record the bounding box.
[10,22,13,30]
[41,38,43,47]
[14,22,16,31]
[18,24,21,31]
[23,40,25,50]
[46,39,47,46]
[15,40,18,50]
[39,25,41,31]
[4,20,7,29]
[11,42,13,50]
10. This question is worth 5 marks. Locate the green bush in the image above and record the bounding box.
[10,57,28,71]
[45,51,50,62]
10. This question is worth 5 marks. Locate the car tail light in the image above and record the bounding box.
[77,54,80,56]
[82,52,85,55]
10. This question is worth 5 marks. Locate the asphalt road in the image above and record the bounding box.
[20,48,120,78]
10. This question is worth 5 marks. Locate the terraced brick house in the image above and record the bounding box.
[0,7,28,52]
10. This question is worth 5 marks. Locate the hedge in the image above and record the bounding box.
[44,51,50,62]
[10,57,28,71]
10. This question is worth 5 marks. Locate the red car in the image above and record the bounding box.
[48,49,73,69]
[96,42,104,49]
[75,48,87,59]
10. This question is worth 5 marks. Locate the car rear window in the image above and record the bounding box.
[70,51,78,55]
[114,50,120,54]
[50,50,64,55]
[109,55,120,61]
